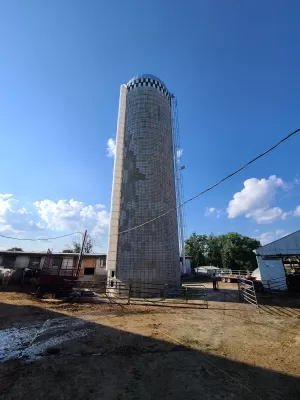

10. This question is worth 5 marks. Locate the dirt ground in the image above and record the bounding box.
[1,281,300,400]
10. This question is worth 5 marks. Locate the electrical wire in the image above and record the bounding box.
[0,127,299,243]
[0,231,83,241]
[118,127,300,235]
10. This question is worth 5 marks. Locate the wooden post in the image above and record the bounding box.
[75,230,87,277]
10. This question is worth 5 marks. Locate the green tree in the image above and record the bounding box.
[185,232,260,271]
[185,232,208,268]
[219,233,260,271]
[7,247,23,251]
[62,234,94,254]
[206,235,222,267]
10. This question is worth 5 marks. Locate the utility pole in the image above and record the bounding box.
[75,230,87,276]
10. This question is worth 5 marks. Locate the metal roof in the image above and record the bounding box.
[255,229,300,256]
[0,250,106,257]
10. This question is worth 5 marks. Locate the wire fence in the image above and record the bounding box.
[104,280,208,308]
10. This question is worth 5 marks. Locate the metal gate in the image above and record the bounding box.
[237,277,258,309]
[105,280,208,308]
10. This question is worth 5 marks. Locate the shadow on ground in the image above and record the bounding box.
[0,301,300,400]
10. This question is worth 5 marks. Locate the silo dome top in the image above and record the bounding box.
[126,74,170,98]
[127,74,168,90]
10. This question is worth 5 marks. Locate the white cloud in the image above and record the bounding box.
[257,229,289,245]
[176,148,183,162]
[282,211,292,220]
[34,199,110,234]
[294,205,300,216]
[227,175,285,223]
[257,232,274,245]
[205,207,215,216]
[204,207,223,218]
[248,207,283,224]
[106,138,116,157]
[0,195,36,233]
[95,204,105,209]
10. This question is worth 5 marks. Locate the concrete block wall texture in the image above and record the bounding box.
[107,75,180,291]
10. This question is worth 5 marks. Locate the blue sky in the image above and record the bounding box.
[0,0,299,252]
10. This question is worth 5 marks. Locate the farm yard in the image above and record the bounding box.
[1,281,300,400]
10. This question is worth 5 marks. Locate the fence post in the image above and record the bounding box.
[185,287,188,303]
[163,284,167,300]
[237,278,242,301]
[127,283,132,305]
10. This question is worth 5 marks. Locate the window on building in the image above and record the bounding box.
[84,267,95,276]
[2,255,16,268]
[102,258,106,267]
[111,271,115,278]
[28,257,41,268]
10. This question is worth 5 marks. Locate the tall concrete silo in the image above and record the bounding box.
[107,74,180,291]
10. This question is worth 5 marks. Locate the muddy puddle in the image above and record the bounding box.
[0,317,92,362]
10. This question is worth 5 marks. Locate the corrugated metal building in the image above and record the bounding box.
[255,230,300,291]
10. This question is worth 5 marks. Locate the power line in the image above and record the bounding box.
[1,127,299,243]
[0,231,83,241]
[118,127,300,235]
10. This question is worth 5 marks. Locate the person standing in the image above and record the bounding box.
[212,272,218,290]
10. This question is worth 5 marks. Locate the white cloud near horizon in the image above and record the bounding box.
[227,175,286,223]
[34,199,110,234]
[0,193,110,240]
[257,229,289,245]
[106,138,116,157]
[0,194,36,233]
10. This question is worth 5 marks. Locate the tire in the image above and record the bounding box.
[226,278,231,283]
[221,277,226,283]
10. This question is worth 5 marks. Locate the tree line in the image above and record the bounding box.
[185,232,260,271]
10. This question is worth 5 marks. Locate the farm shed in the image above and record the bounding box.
[255,230,300,291]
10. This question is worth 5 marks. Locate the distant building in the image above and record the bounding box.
[194,266,220,278]
[107,74,181,290]
[0,251,107,282]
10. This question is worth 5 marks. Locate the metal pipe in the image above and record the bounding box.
[171,96,186,274]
